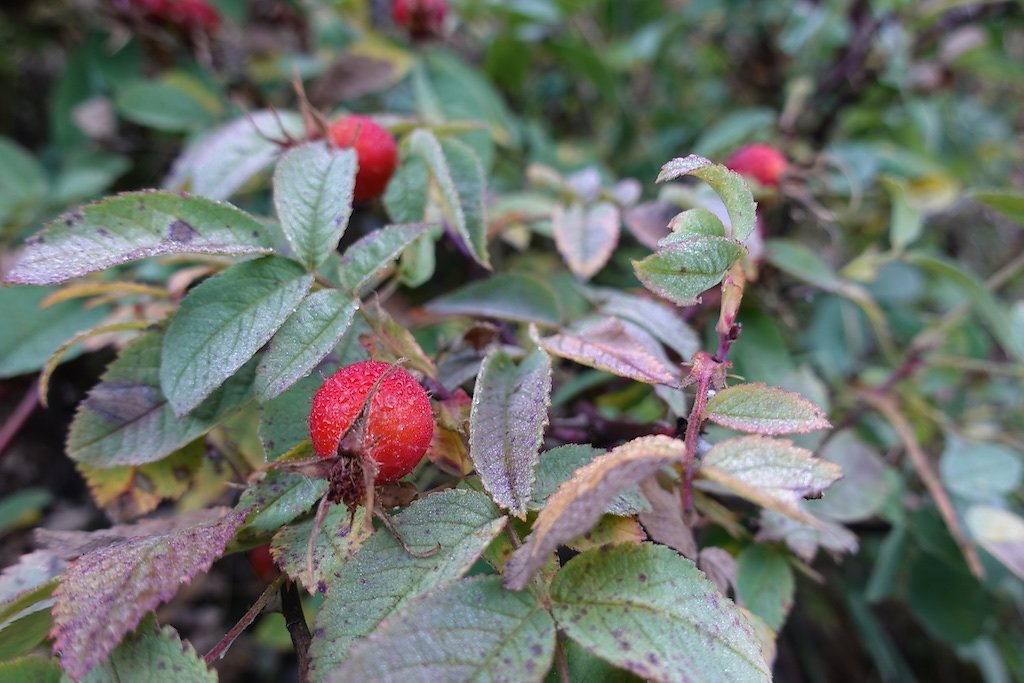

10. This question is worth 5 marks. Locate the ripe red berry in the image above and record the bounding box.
[309,361,433,483]
[247,544,277,580]
[392,0,448,39]
[725,143,788,187]
[327,115,398,204]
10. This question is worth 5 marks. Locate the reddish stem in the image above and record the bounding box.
[0,383,40,460]
[680,371,713,520]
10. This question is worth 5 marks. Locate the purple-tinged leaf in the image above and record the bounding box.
[470,347,552,518]
[504,435,685,591]
[4,191,273,286]
[50,508,246,681]
[638,478,697,559]
[552,202,620,281]
[656,155,757,242]
[700,436,842,525]
[623,201,675,249]
[705,383,831,434]
[539,317,679,387]
[755,509,858,562]
[633,235,746,307]
[531,444,649,517]
[588,287,701,360]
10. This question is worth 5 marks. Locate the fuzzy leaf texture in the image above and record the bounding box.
[469,346,553,518]
[271,503,371,594]
[4,191,273,285]
[309,490,506,680]
[551,543,771,682]
[50,508,246,681]
[160,256,313,416]
[79,616,215,683]
[255,289,357,401]
[335,222,432,294]
[700,436,842,525]
[504,435,685,591]
[328,577,555,683]
[704,383,831,434]
[656,155,757,242]
[273,141,357,269]
[68,328,253,468]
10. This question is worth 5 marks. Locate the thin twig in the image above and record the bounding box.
[204,573,287,665]
[860,389,985,579]
[281,580,313,683]
[0,383,40,460]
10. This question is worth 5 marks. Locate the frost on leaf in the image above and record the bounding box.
[470,346,552,518]
[504,435,685,591]
[50,507,246,681]
[700,436,842,526]
[704,383,831,435]
[79,616,215,683]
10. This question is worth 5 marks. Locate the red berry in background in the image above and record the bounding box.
[725,143,788,187]
[310,361,434,483]
[327,115,399,203]
[247,544,276,580]
[392,0,448,39]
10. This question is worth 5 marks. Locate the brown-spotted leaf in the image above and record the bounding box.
[700,436,842,526]
[705,383,831,435]
[504,435,685,591]
[540,317,680,387]
[552,201,620,281]
[271,503,371,594]
[469,347,552,518]
[50,507,246,680]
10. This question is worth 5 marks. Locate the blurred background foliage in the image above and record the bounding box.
[1,1,1023,681]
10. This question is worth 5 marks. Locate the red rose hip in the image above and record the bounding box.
[309,361,433,483]
[725,143,788,187]
[327,115,398,203]
[392,0,448,39]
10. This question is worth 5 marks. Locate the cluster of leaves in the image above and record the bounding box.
[0,1,1023,682]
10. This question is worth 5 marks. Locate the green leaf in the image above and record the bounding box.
[764,239,844,291]
[0,137,47,228]
[0,488,52,535]
[700,436,842,525]
[80,616,216,683]
[704,383,831,434]
[0,286,107,378]
[940,437,1023,503]
[330,576,555,683]
[160,256,312,416]
[907,252,1024,361]
[51,509,245,681]
[166,110,306,201]
[540,317,680,387]
[271,502,371,594]
[48,151,130,207]
[633,235,746,307]
[408,128,490,268]
[551,543,770,682]
[552,201,620,280]
[68,328,254,468]
[531,445,649,517]
[880,176,924,251]
[736,545,794,631]
[255,290,357,401]
[427,273,563,326]
[965,506,1024,581]
[470,346,552,518]
[383,154,430,224]
[974,188,1024,226]
[236,469,328,542]
[656,155,757,242]
[0,600,52,660]
[4,191,273,286]
[336,223,432,294]
[805,430,888,523]
[906,552,991,645]
[663,207,727,240]
[273,141,357,269]
[0,657,61,683]
[505,436,685,591]
[115,75,219,132]
[0,551,63,615]
[308,490,505,678]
